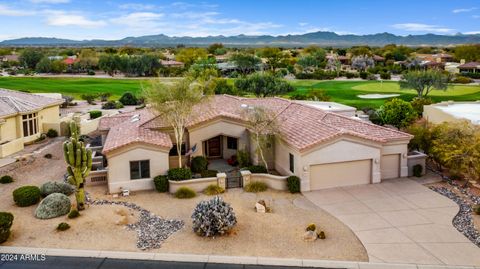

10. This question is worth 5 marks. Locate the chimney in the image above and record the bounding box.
[460,59,466,65]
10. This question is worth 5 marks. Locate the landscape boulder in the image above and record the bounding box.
[255,202,266,213]
[303,230,317,242]
[35,193,71,219]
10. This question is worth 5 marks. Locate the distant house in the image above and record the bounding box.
[424,101,480,125]
[63,58,78,65]
[373,55,385,63]
[160,60,184,68]
[48,56,64,61]
[458,62,480,73]
[0,89,63,158]
[1,54,19,62]
[415,53,454,63]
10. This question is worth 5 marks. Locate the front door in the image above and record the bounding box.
[207,136,221,158]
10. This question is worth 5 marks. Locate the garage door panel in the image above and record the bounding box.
[310,159,371,190]
[381,154,400,179]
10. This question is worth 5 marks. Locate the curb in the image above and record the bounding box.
[0,246,478,269]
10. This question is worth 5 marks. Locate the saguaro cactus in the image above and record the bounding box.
[63,121,92,211]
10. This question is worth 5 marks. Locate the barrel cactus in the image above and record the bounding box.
[191,196,236,237]
[63,121,92,211]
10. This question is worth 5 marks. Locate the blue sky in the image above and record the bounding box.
[0,0,479,41]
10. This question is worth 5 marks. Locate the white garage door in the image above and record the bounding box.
[310,159,372,190]
[381,154,400,179]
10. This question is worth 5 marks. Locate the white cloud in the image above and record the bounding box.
[298,22,309,27]
[464,31,480,34]
[110,12,164,29]
[45,11,106,27]
[0,4,35,16]
[392,23,454,33]
[453,7,477,13]
[31,0,69,3]
[473,15,480,19]
[119,3,156,10]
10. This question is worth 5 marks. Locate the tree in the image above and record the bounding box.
[376,98,417,129]
[207,43,225,55]
[257,47,288,72]
[99,54,121,76]
[229,53,261,76]
[400,70,448,98]
[176,48,208,67]
[78,49,98,70]
[36,58,66,74]
[234,73,294,97]
[143,78,213,168]
[63,121,92,211]
[242,106,279,170]
[454,44,480,62]
[351,55,375,71]
[19,49,44,69]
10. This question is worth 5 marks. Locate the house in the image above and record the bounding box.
[424,101,480,125]
[1,54,19,63]
[98,95,412,193]
[415,53,454,63]
[160,60,185,68]
[0,89,63,158]
[458,62,480,74]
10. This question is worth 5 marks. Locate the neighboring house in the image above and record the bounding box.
[1,54,19,63]
[458,62,480,74]
[0,89,63,158]
[99,95,412,193]
[160,60,184,68]
[424,101,480,125]
[415,53,454,63]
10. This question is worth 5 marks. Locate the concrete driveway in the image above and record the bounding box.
[303,178,480,267]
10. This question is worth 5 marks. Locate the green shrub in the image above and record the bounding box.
[237,150,250,168]
[57,222,70,231]
[244,181,268,193]
[81,94,97,105]
[190,156,208,173]
[167,168,192,181]
[12,186,41,207]
[0,212,14,244]
[200,170,218,178]
[0,175,14,184]
[345,72,357,79]
[359,71,368,79]
[380,71,391,80]
[44,153,53,159]
[306,223,316,231]
[453,76,473,84]
[246,165,267,174]
[35,193,71,219]
[46,129,58,138]
[39,181,75,197]
[286,176,301,193]
[153,175,169,192]
[410,97,433,115]
[203,184,225,195]
[376,98,418,129]
[119,92,138,105]
[317,231,326,239]
[68,209,80,219]
[102,101,123,109]
[87,70,95,76]
[174,187,196,199]
[413,164,423,177]
[89,110,102,119]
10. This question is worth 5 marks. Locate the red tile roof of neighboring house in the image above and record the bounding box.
[63,58,77,65]
[100,95,412,154]
[458,62,480,69]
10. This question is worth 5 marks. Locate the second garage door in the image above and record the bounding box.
[310,159,372,190]
[381,154,400,179]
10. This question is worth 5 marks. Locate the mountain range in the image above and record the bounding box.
[1,31,480,47]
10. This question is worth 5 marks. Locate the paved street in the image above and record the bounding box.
[0,256,334,269]
[303,178,480,267]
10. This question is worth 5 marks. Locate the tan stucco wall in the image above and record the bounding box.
[106,144,170,193]
[38,105,61,134]
[168,177,218,193]
[0,116,19,143]
[0,138,24,158]
[250,173,288,191]
[188,118,249,157]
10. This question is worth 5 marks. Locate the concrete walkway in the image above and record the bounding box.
[303,178,480,267]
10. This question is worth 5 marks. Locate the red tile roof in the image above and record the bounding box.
[101,95,412,154]
[458,62,480,69]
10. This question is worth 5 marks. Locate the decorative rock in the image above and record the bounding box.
[35,193,71,219]
[255,202,266,213]
[303,230,317,242]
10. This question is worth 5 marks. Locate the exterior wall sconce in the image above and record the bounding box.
[374,158,379,164]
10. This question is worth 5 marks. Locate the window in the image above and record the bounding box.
[169,143,186,156]
[22,113,38,137]
[226,136,238,150]
[130,160,150,180]
[289,153,294,173]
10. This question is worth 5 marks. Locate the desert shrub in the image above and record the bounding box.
[12,186,41,207]
[46,129,58,138]
[119,92,138,105]
[413,164,423,177]
[102,101,123,109]
[286,176,301,193]
[167,168,192,181]
[0,175,14,184]
[366,73,377,80]
[317,231,326,239]
[244,181,268,193]
[44,153,53,159]
[453,76,473,84]
[89,110,102,119]
[39,181,75,197]
[98,92,111,102]
[35,134,47,142]
[87,69,95,76]
[237,150,250,168]
[200,170,218,178]
[56,222,70,231]
[246,165,267,174]
[473,205,480,215]
[462,72,480,79]
[0,212,14,243]
[81,94,97,105]
[345,72,357,79]
[192,196,236,237]
[380,71,391,80]
[203,184,225,195]
[359,71,368,79]
[410,97,433,115]
[190,156,208,173]
[153,175,169,192]
[35,193,71,219]
[306,223,316,231]
[67,209,80,219]
[174,187,196,199]
[376,98,417,129]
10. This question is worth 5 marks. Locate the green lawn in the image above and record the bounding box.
[0,77,479,108]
